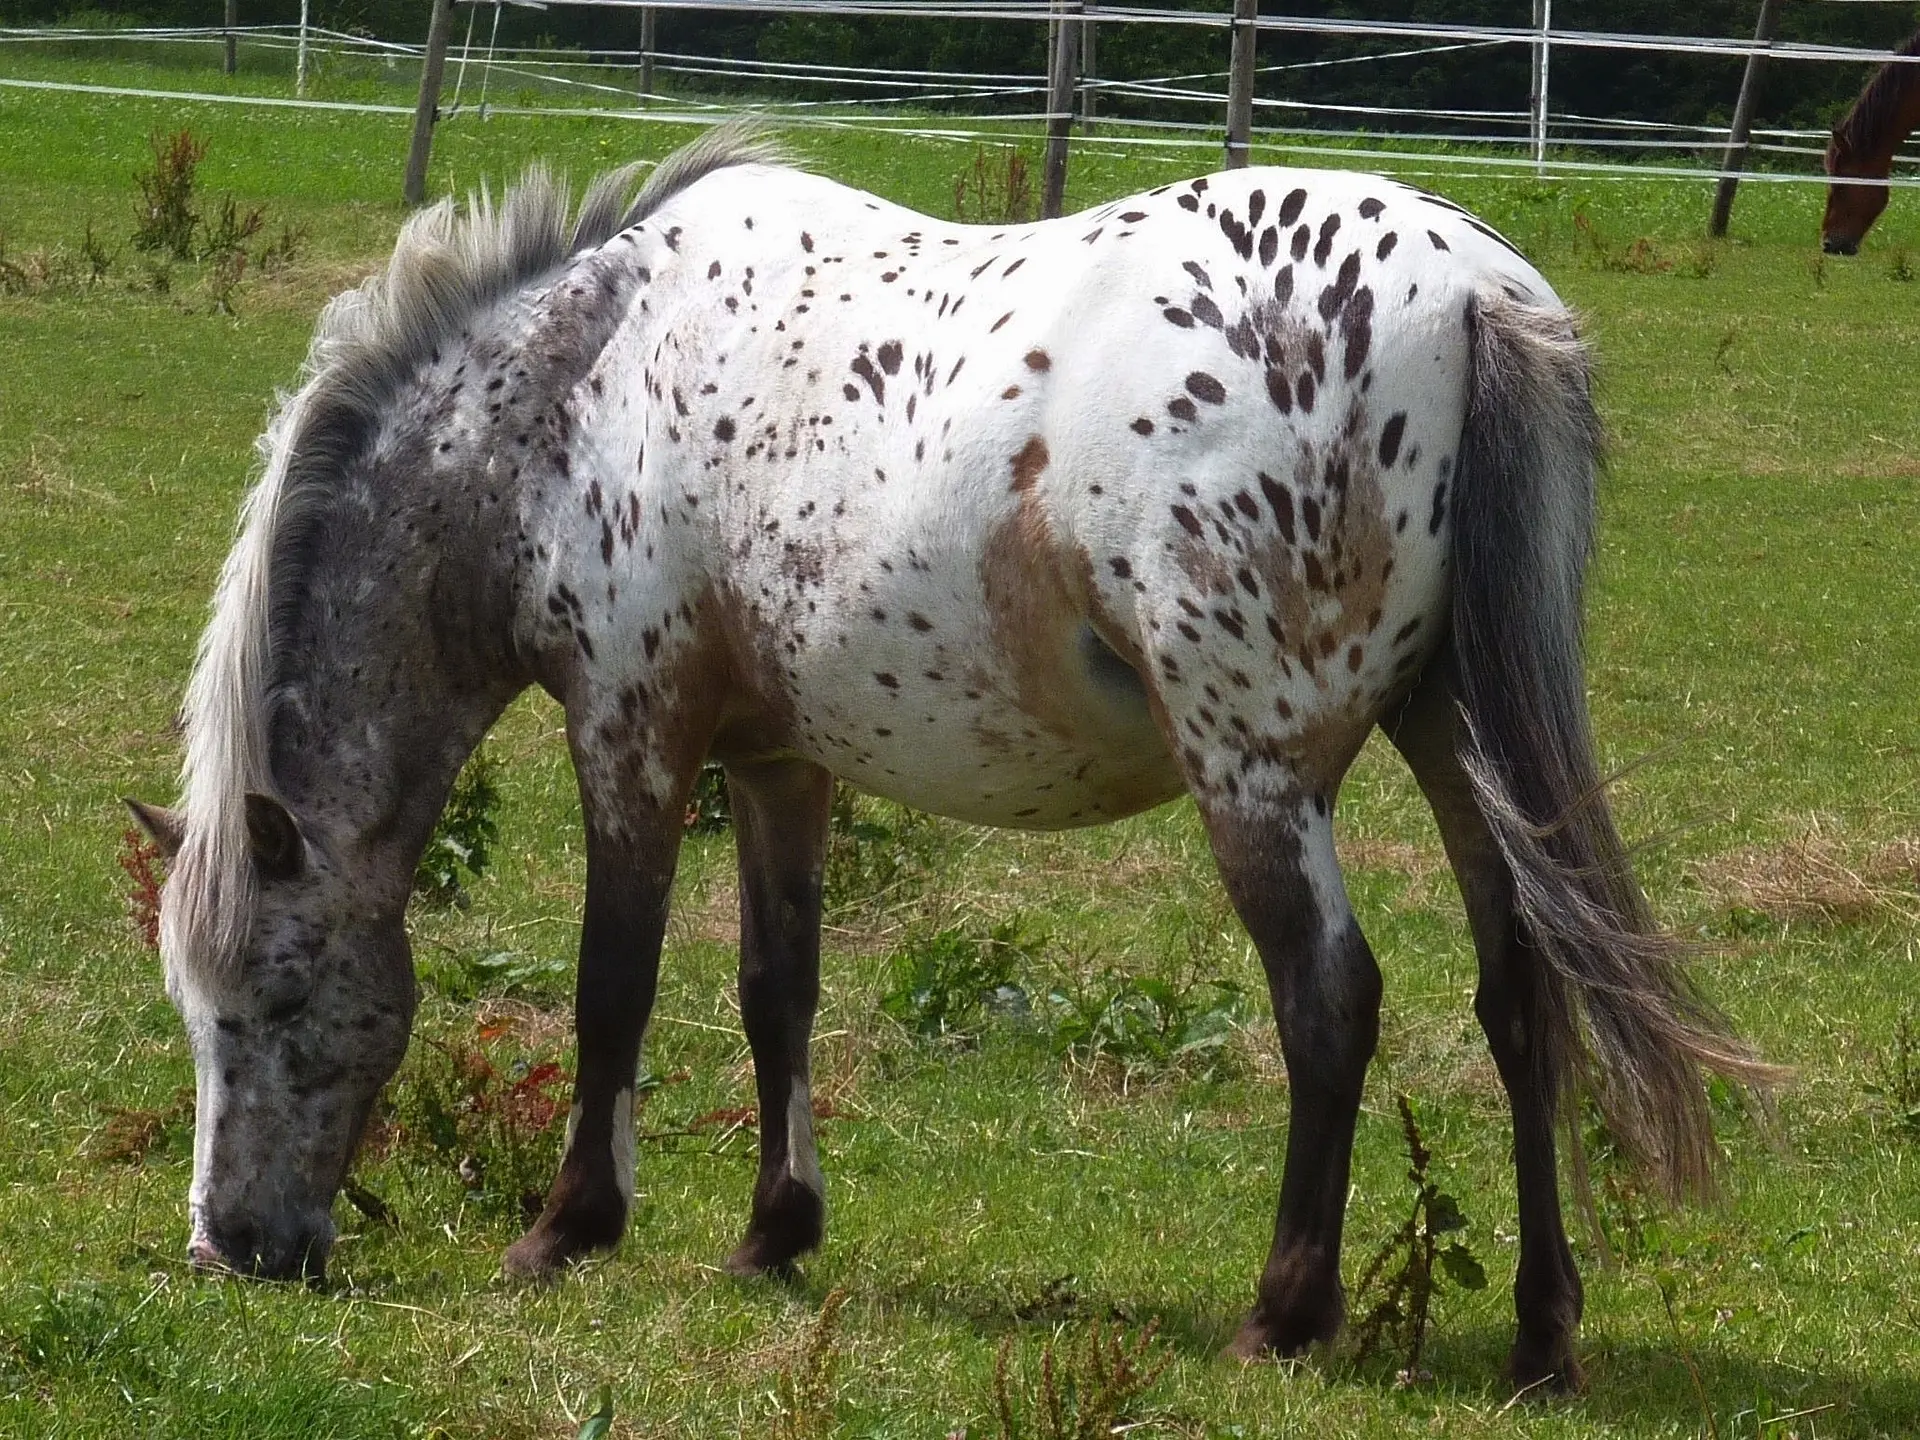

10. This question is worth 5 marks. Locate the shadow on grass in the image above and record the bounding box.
[863,1275,1920,1434]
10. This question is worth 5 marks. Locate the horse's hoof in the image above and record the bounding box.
[724,1183,825,1277]
[1506,1331,1585,1396]
[503,1221,609,1281]
[722,1237,800,1278]
[1223,1301,1342,1362]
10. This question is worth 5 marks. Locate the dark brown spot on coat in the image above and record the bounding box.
[1186,372,1226,405]
[1341,287,1374,381]
[1266,368,1292,414]
[1259,472,1295,542]
[1314,214,1341,266]
[1379,412,1408,468]
[1278,188,1307,225]
[1024,349,1051,371]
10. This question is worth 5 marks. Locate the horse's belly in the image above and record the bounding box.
[778,620,1184,830]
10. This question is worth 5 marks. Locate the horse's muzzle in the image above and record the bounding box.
[188,1216,332,1282]
[1822,236,1860,256]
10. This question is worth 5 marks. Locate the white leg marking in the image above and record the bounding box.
[560,1093,635,1211]
[612,1087,637,1209]
[786,1077,825,1199]
[1300,805,1357,947]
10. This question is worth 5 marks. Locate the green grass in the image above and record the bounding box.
[7,43,1920,1440]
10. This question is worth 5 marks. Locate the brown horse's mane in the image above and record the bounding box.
[1836,26,1920,158]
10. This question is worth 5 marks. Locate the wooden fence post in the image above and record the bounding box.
[1042,2,1081,218]
[1225,0,1256,168]
[403,0,455,207]
[639,6,657,102]
[1528,0,1552,175]
[223,0,237,75]
[1081,0,1096,135]
[296,0,310,98]
[1710,0,1786,238]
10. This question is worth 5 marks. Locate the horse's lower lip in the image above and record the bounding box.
[1822,239,1858,256]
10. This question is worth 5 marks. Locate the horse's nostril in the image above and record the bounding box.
[187,1234,234,1272]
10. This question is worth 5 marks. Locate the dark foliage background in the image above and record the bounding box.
[2,1,1915,136]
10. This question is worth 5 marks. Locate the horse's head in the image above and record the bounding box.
[1822,127,1889,256]
[129,791,416,1281]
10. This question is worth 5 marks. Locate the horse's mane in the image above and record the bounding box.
[169,120,783,978]
[1835,26,1920,159]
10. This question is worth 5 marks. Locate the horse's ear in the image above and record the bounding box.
[244,793,304,881]
[124,798,185,860]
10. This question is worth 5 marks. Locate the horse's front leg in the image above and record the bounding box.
[721,757,835,1275]
[504,730,693,1280]
[1205,794,1383,1359]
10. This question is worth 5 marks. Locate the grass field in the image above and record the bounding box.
[6,43,1920,1440]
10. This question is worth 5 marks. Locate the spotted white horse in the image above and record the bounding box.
[130,124,1765,1391]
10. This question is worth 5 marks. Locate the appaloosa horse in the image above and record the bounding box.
[1823,27,1920,254]
[130,123,1764,1391]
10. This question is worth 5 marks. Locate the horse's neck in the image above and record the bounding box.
[267,244,655,859]
[266,431,526,869]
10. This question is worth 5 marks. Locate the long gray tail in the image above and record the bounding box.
[1451,286,1774,1202]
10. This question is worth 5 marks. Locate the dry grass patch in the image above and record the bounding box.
[1693,818,1920,923]
[1340,836,1451,907]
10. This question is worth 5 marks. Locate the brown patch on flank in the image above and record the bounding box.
[1009,435,1050,492]
[1024,349,1052,372]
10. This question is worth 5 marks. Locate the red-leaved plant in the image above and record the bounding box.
[118,828,164,950]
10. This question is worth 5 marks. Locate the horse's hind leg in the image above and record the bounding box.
[1204,793,1383,1359]
[721,757,835,1276]
[1384,647,1583,1392]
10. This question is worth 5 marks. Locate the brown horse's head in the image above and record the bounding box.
[1822,127,1890,256]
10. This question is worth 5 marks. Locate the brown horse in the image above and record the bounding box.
[1823,29,1920,254]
